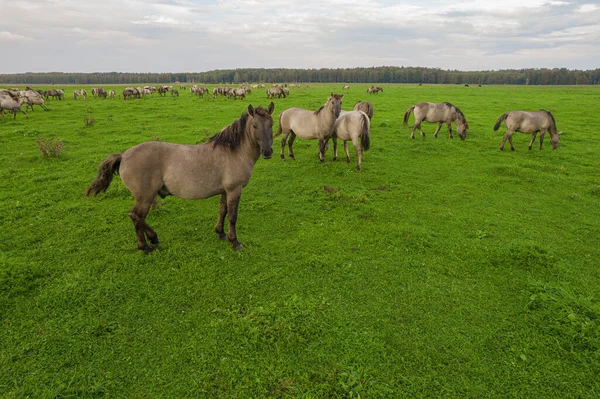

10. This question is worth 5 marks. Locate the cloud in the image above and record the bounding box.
[0,0,599,73]
[0,31,35,42]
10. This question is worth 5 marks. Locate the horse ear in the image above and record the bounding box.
[247,104,255,116]
[330,92,334,97]
[267,102,275,114]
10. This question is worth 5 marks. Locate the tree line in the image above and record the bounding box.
[1,66,599,85]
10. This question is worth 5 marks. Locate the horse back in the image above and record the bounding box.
[120,141,228,200]
[506,110,553,133]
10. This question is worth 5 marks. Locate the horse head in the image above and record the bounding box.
[457,120,469,140]
[550,131,561,149]
[248,102,275,159]
[329,93,344,118]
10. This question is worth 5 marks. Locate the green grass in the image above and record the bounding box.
[1,84,599,398]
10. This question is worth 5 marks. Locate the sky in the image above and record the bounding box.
[0,0,599,73]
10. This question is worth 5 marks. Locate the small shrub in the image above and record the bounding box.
[83,115,95,127]
[36,136,64,159]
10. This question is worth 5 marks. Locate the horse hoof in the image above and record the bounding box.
[142,245,155,254]
[333,157,338,162]
[290,156,296,161]
[233,242,244,250]
[355,167,361,172]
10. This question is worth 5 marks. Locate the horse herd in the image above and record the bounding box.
[84,90,562,253]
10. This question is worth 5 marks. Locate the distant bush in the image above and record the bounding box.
[36,136,64,159]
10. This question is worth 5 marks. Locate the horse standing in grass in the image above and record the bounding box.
[403,102,469,140]
[86,102,275,252]
[494,110,561,150]
[275,93,343,162]
[332,110,371,172]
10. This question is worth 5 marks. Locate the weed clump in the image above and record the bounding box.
[83,115,95,127]
[35,136,64,159]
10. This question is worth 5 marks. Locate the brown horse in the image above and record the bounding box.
[494,110,561,150]
[403,102,469,140]
[275,93,343,162]
[353,101,374,120]
[86,102,275,252]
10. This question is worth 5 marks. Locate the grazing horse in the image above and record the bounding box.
[332,110,371,172]
[342,85,350,90]
[353,101,374,120]
[86,102,275,252]
[367,86,383,94]
[494,110,561,150]
[275,93,343,162]
[403,102,469,140]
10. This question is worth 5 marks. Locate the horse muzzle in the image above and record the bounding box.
[261,148,273,159]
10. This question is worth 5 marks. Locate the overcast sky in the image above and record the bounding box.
[1,0,598,73]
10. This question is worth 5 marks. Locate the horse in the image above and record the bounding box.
[332,110,371,172]
[86,102,275,252]
[494,110,561,150]
[367,86,383,94]
[275,93,343,162]
[342,85,350,90]
[353,101,374,120]
[17,96,48,111]
[0,97,29,119]
[403,102,469,140]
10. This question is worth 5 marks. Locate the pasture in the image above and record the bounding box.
[1,83,599,397]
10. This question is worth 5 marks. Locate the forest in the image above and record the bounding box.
[1,66,599,85]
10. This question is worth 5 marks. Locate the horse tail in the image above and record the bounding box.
[274,112,283,138]
[403,105,415,128]
[359,112,371,152]
[86,153,122,196]
[493,113,508,131]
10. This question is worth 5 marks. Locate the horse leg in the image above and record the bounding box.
[225,188,244,250]
[214,193,228,240]
[416,120,426,138]
[333,137,338,161]
[288,132,297,160]
[351,138,361,172]
[433,122,443,138]
[447,123,453,139]
[129,199,157,253]
[344,141,351,163]
[500,130,514,151]
[318,138,327,163]
[539,129,546,150]
[279,130,289,161]
[528,132,538,150]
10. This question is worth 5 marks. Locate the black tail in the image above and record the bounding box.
[403,105,415,128]
[359,112,371,151]
[493,113,508,131]
[85,153,122,196]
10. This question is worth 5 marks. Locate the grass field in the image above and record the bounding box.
[1,83,599,398]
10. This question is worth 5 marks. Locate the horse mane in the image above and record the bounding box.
[540,109,557,131]
[444,102,466,122]
[208,106,273,150]
[314,105,325,115]
[209,111,249,150]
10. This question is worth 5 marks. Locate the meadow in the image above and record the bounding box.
[1,83,599,398]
